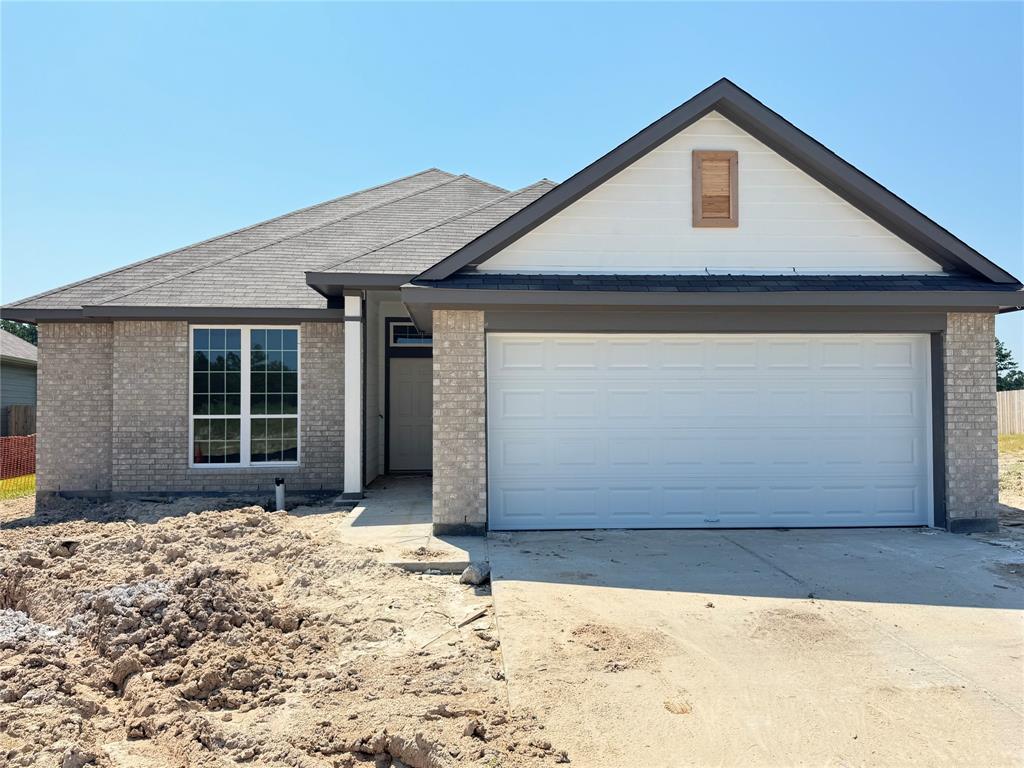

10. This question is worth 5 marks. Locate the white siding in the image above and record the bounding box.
[480,112,943,275]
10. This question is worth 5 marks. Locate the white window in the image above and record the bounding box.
[190,326,300,467]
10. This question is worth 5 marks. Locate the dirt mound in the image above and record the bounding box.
[568,622,673,673]
[0,497,562,767]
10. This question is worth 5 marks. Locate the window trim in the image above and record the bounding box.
[188,324,301,469]
[388,320,432,349]
[692,149,739,228]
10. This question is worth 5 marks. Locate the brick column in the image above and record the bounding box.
[944,312,999,532]
[432,309,487,535]
[36,322,113,499]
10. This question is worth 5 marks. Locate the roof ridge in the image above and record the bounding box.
[457,173,509,195]
[94,174,472,306]
[6,168,453,309]
[319,180,556,272]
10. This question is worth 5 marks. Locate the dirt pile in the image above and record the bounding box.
[0,497,563,767]
[567,622,672,674]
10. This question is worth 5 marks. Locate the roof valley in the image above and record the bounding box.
[317,180,557,273]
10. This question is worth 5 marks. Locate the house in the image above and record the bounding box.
[3,79,1021,534]
[0,328,38,435]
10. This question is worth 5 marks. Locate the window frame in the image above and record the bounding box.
[692,149,739,228]
[388,320,432,349]
[188,324,301,469]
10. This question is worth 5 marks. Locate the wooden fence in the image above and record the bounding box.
[998,390,1024,435]
[5,404,36,436]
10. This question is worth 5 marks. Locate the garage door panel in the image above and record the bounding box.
[552,389,600,418]
[488,477,931,529]
[492,428,926,479]
[487,333,931,530]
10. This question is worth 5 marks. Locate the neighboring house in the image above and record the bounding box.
[3,79,1021,534]
[0,328,38,435]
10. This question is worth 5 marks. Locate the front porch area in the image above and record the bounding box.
[329,475,486,571]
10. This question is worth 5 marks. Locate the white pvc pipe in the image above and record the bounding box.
[275,478,285,511]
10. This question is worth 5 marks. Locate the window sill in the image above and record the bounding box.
[188,463,301,471]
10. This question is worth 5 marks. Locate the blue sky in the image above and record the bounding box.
[2,2,1022,356]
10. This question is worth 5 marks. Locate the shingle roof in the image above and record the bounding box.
[97,175,507,309]
[6,169,508,311]
[0,329,38,364]
[320,181,557,276]
[415,273,1024,293]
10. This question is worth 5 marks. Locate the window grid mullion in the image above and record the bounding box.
[189,324,299,468]
[241,328,252,466]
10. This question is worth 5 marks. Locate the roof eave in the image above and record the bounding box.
[1,354,37,367]
[0,307,86,323]
[401,284,1024,312]
[1,305,348,322]
[305,272,416,298]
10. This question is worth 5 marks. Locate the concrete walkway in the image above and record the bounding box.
[489,528,1024,767]
[319,475,486,571]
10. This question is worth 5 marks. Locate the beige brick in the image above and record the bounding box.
[431,309,486,534]
[37,320,345,499]
[944,312,998,528]
[36,322,113,495]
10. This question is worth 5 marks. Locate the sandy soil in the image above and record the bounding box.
[996,436,1024,549]
[0,496,566,768]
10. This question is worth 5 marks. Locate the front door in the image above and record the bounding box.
[388,356,432,471]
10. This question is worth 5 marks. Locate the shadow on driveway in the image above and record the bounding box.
[489,527,1024,610]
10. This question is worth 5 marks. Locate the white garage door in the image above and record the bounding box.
[486,333,932,530]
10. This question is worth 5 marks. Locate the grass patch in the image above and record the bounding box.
[1000,433,1024,456]
[0,473,35,501]
[999,436,1024,500]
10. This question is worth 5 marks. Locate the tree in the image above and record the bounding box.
[0,320,36,345]
[997,338,1024,391]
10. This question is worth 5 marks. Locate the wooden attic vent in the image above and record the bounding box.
[692,150,738,227]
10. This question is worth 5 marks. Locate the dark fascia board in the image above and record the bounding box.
[305,272,416,298]
[405,305,952,335]
[417,78,1019,284]
[401,284,1022,311]
[82,306,348,322]
[1,306,347,323]
[0,307,91,323]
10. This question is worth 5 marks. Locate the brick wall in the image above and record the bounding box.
[38,320,344,499]
[112,320,345,494]
[432,309,487,534]
[111,321,190,492]
[37,322,113,495]
[944,312,999,531]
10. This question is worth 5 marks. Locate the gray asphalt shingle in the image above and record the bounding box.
[7,169,508,310]
[100,176,509,308]
[326,181,556,275]
[0,329,38,364]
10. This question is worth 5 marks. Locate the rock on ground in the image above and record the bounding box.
[460,563,491,586]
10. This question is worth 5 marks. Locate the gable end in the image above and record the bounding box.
[417,79,1018,285]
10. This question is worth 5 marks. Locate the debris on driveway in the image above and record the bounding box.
[459,562,491,586]
[490,528,1024,767]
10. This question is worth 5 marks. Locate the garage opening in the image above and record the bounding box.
[486,333,932,530]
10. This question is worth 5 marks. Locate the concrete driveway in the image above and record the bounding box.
[489,528,1024,767]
